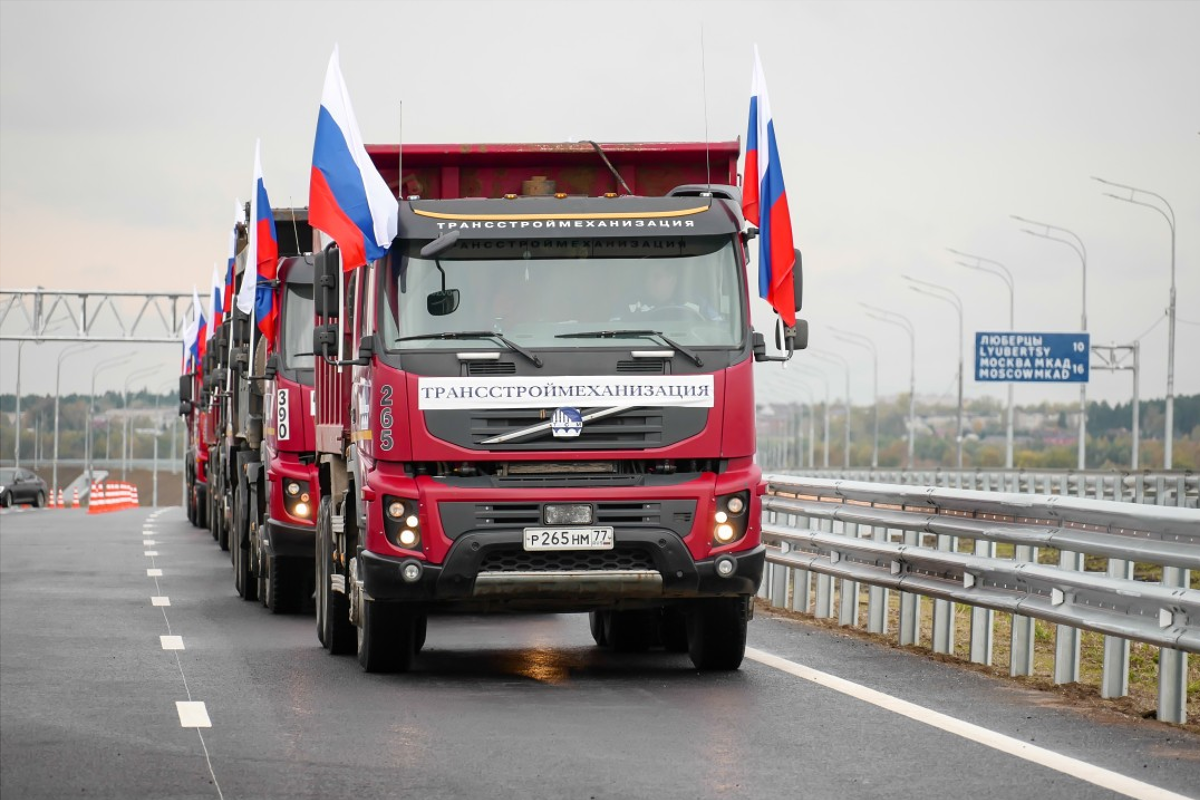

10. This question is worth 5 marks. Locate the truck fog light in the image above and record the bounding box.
[726,496,745,514]
[300,492,310,502]
[715,523,736,543]
[286,481,300,496]
[716,556,736,577]
[402,562,423,583]
[387,501,405,520]
[714,511,728,524]
[293,502,310,518]
[398,528,419,548]
[405,514,419,528]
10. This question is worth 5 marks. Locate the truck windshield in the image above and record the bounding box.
[282,283,314,370]
[382,236,744,351]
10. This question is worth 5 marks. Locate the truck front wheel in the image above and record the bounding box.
[316,496,355,654]
[686,598,749,671]
[233,485,256,601]
[357,599,415,674]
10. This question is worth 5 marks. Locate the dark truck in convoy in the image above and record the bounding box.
[198,207,319,612]
[311,141,805,672]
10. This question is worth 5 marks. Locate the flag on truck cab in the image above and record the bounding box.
[223,200,239,320]
[743,46,797,328]
[209,262,224,334]
[309,45,398,270]
[193,285,207,365]
[235,141,280,344]
[181,287,201,372]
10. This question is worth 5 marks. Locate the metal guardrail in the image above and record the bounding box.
[772,468,1199,509]
[759,474,1200,724]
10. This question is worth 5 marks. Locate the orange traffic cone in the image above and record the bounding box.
[47,490,58,509]
[72,488,80,508]
[57,489,64,508]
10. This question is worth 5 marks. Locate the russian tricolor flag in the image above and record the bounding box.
[309,46,397,271]
[187,286,205,370]
[743,46,797,328]
[209,262,225,335]
[235,142,280,344]
[223,200,239,325]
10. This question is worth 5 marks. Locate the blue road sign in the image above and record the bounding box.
[975,332,1090,383]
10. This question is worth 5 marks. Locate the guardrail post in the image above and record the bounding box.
[1157,566,1190,724]
[866,523,888,634]
[1010,544,1037,676]
[1101,558,1133,698]
[898,529,920,646]
[932,533,955,654]
[838,521,860,626]
[814,516,834,618]
[1053,550,1084,683]
[771,540,789,608]
[970,539,995,665]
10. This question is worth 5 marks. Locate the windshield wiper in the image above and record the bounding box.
[555,329,703,367]
[396,330,543,368]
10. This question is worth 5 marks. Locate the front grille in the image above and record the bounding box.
[616,360,665,374]
[438,499,697,539]
[467,361,516,376]
[479,546,656,573]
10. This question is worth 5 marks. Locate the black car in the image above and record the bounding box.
[0,468,48,508]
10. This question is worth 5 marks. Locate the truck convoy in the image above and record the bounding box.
[308,141,806,673]
[182,208,319,613]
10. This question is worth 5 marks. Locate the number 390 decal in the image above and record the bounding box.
[277,388,290,441]
[379,384,393,451]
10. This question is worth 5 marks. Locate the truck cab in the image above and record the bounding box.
[313,142,805,673]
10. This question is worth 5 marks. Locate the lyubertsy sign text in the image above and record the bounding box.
[417,376,715,410]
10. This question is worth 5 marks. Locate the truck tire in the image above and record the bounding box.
[607,610,656,653]
[197,491,207,530]
[233,485,257,601]
[217,492,230,552]
[316,496,355,654]
[186,487,196,525]
[588,611,609,647]
[686,598,748,671]
[357,599,415,674]
[414,614,428,654]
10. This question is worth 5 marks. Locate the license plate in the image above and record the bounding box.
[522,527,614,551]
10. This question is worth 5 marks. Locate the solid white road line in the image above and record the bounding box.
[745,648,1191,800]
[160,636,184,651]
[147,568,162,577]
[151,596,170,607]
[175,701,211,728]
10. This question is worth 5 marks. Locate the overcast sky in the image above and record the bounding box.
[1,0,1196,412]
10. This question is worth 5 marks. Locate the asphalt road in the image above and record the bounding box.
[2,505,1197,800]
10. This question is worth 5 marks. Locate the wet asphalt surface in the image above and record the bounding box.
[1,505,1197,800]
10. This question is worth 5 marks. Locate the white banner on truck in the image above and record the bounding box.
[417,375,715,410]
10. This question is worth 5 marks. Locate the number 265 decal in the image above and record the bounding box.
[379,384,394,451]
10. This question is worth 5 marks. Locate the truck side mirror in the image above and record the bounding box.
[179,374,193,403]
[178,401,192,417]
[357,334,376,361]
[315,248,340,319]
[793,248,803,311]
[264,353,279,381]
[314,323,338,360]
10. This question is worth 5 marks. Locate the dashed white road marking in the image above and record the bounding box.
[147,568,162,577]
[144,550,159,557]
[160,635,184,650]
[746,647,1190,800]
[151,596,170,607]
[143,539,157,545]
[175,701,211,728]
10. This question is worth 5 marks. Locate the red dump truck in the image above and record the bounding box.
[311,141,805,673]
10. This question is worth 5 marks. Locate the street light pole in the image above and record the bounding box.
[88,355,135,488]
[798,366,832,468]
[903,276,965,469]
[1012,214,1088,470]
[829,327,879,468]
[811,351,852,469]
[949,248,1016,468]
[122,365,161,479]
[862,304,917,468]
[53,343,96,498]
[1092,177,1177,469]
